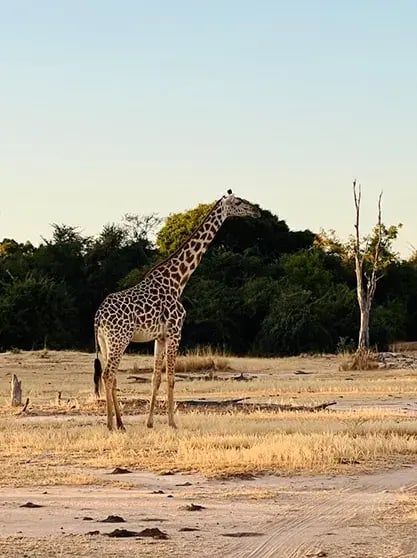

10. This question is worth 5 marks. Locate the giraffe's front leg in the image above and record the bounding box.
[113,376,126,432]
[166,335,180,429]
[103,369,114,431]
[146,338,166,428]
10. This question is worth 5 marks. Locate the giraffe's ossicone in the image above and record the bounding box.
[93,191,260,431]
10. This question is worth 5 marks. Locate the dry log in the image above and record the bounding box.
[242,401,336,412]
[176,373,218,381]
[175,372,258,382]
[230,372,256,381]
[177,397,251,408]
[10,374,22,406]
[176,398,336,413]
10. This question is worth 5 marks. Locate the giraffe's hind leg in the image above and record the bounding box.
[96,329,108,399]
[146,337,166,428]
[103,367,115,431]
[103,348,126,431]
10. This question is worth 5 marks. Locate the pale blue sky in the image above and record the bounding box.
[2,1,417,255]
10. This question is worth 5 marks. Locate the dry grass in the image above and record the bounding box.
[4,349,414,408]
[2,409,417,486]
[174,351,230,374]
[129,348,231,376]
[1,350,417,487]
[339,348,380,371]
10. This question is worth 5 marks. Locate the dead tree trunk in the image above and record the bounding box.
[10,374,22,406]
[353,181,382,350]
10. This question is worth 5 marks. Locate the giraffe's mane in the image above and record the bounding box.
[144,196,223,277]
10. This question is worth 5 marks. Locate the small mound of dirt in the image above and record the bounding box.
[109,467,132,475]
[100,515,126,523]
[20,502,43,508]
[138,527,169,539]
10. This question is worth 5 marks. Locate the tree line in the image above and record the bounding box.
[1,203,416,355]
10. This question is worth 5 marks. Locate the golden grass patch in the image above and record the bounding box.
[339,348,379,371]
[2,409,417,486]
[175,347,230,373]
[2,350,417,487]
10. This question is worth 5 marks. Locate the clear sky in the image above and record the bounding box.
[2,1,417,255]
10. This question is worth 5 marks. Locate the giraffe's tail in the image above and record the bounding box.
[94,325,102,398]
[94,358,102,397]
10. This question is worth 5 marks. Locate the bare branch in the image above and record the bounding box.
[353,180,362,257]
[353,180,365,307]
[369,191,383,286]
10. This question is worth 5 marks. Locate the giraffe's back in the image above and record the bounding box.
[95,278,174,345]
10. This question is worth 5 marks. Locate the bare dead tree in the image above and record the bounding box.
[353,180,383,350]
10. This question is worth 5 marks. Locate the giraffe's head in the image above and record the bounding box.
[221,190,261,219]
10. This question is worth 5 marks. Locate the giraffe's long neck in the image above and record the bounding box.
[150,202,225,295]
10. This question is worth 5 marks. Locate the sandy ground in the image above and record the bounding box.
[1,464,417,557]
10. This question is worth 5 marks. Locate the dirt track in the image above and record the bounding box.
[1,465,417,557]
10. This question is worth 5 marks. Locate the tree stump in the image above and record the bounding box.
[10,374,22,406]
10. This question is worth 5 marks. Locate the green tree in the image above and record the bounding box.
[157,203,213,256]
[0,275,76,349]
[253,250,357,355]
[157,203,314,259]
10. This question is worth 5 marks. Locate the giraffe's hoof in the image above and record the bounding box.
[169,422,178,430]
[146,421,154,429]
[117,424,126,432]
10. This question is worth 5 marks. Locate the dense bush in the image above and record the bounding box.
[0,205,415,354]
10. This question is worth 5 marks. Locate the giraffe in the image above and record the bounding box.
[93,190,260,431]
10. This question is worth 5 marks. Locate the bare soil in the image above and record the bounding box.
[1,464,417,557]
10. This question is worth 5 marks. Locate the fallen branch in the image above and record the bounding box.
[230,372,256,381]
[176,399,337,413]
[176,397,251,408]
[176,373,218,381]
[19,398,30,414]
